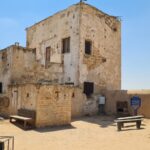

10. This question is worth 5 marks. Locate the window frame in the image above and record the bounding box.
[45,46,51,62]
[62,37,70,54]
[85,40,92,55]
[83,82,94,96]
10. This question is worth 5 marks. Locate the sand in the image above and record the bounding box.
[0,116,150,150]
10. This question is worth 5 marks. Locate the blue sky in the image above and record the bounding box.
[0,0,150,90]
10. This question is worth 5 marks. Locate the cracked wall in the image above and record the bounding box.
[9,84,73,127]
[79,4,121,91]
[0,45,36,93]
[26,4,80,85]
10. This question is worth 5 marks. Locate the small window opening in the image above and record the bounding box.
[27,93,29,98]
[62,37,70,53]
[83,82,94,96]
[46,47,50,61]
[45,47,51,68]
[33,48,36,54]
[0,82,3,94]
[85,40,92,55]
[72,92,75,98]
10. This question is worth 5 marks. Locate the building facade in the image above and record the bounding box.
[26,2,121,91]
[0,2,121,126]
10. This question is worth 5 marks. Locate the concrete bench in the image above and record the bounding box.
[115,117,143,131]
[117,115,144,120]
[10,109,36,130]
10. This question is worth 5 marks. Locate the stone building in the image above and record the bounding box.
[26,2,121,90]
[0,2,121,127]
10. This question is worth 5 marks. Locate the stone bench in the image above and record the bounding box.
[114,116,144,131]
[10,109,36,130]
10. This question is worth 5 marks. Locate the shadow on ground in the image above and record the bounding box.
[72,115,146,131]
[35,124,76,133]
[119,127,145,132]
[72,115,116,128]
[9,121,76,132]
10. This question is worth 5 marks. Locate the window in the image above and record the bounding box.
[83,82,94,96]
[32,48,36,54]
[85,40,92,55]
[46,47,50,62]
[1,52,7,61]
[62,37,70,53]
[45,47,51,68]
[0,82,3,94]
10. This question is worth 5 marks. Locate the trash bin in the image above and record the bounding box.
[0,142,4,150]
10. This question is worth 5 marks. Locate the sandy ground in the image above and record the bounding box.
[0,116,150,150]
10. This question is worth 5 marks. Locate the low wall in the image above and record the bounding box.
[8,84,73,127]
[36,85,73,127]
[102,90,150,118]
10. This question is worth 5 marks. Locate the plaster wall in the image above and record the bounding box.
[8,84,73,127]
[0,47,13,93]
[26,4,80,85]
[102,90,150,118]
[36,85,73,127]
[79,4,121,90]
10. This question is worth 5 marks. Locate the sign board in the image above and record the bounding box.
[130,96,141,110]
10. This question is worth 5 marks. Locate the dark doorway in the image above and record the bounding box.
[116,101,129,117]
[85,40,92,55]
[83,82,94,96]
[0,82,3,94]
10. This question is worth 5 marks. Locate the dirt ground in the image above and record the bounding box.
[0,116,150,150]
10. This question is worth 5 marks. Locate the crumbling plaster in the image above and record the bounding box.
[26,4,80,85]
[79,4,121,90]
[26,3,121,91]
[9,84,73,127]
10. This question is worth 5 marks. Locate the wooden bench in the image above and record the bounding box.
[10,109,36,130]
[115,116,144,131]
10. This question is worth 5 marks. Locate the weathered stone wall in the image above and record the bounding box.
[36,85,73,127]
[0,3,123,121]
[26,3,121,91]
[9,84,37,115]
[0,46,13,93]
[0,95,10,117]
[11,46,36,83]
[8,84,73,127]
[0,45,36,93]
[71,87,99,118]
[101,90,150,118]
[79,3,121,90]
[26,4,80,85]
[72,89,150,119]
[71,88,86,117]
